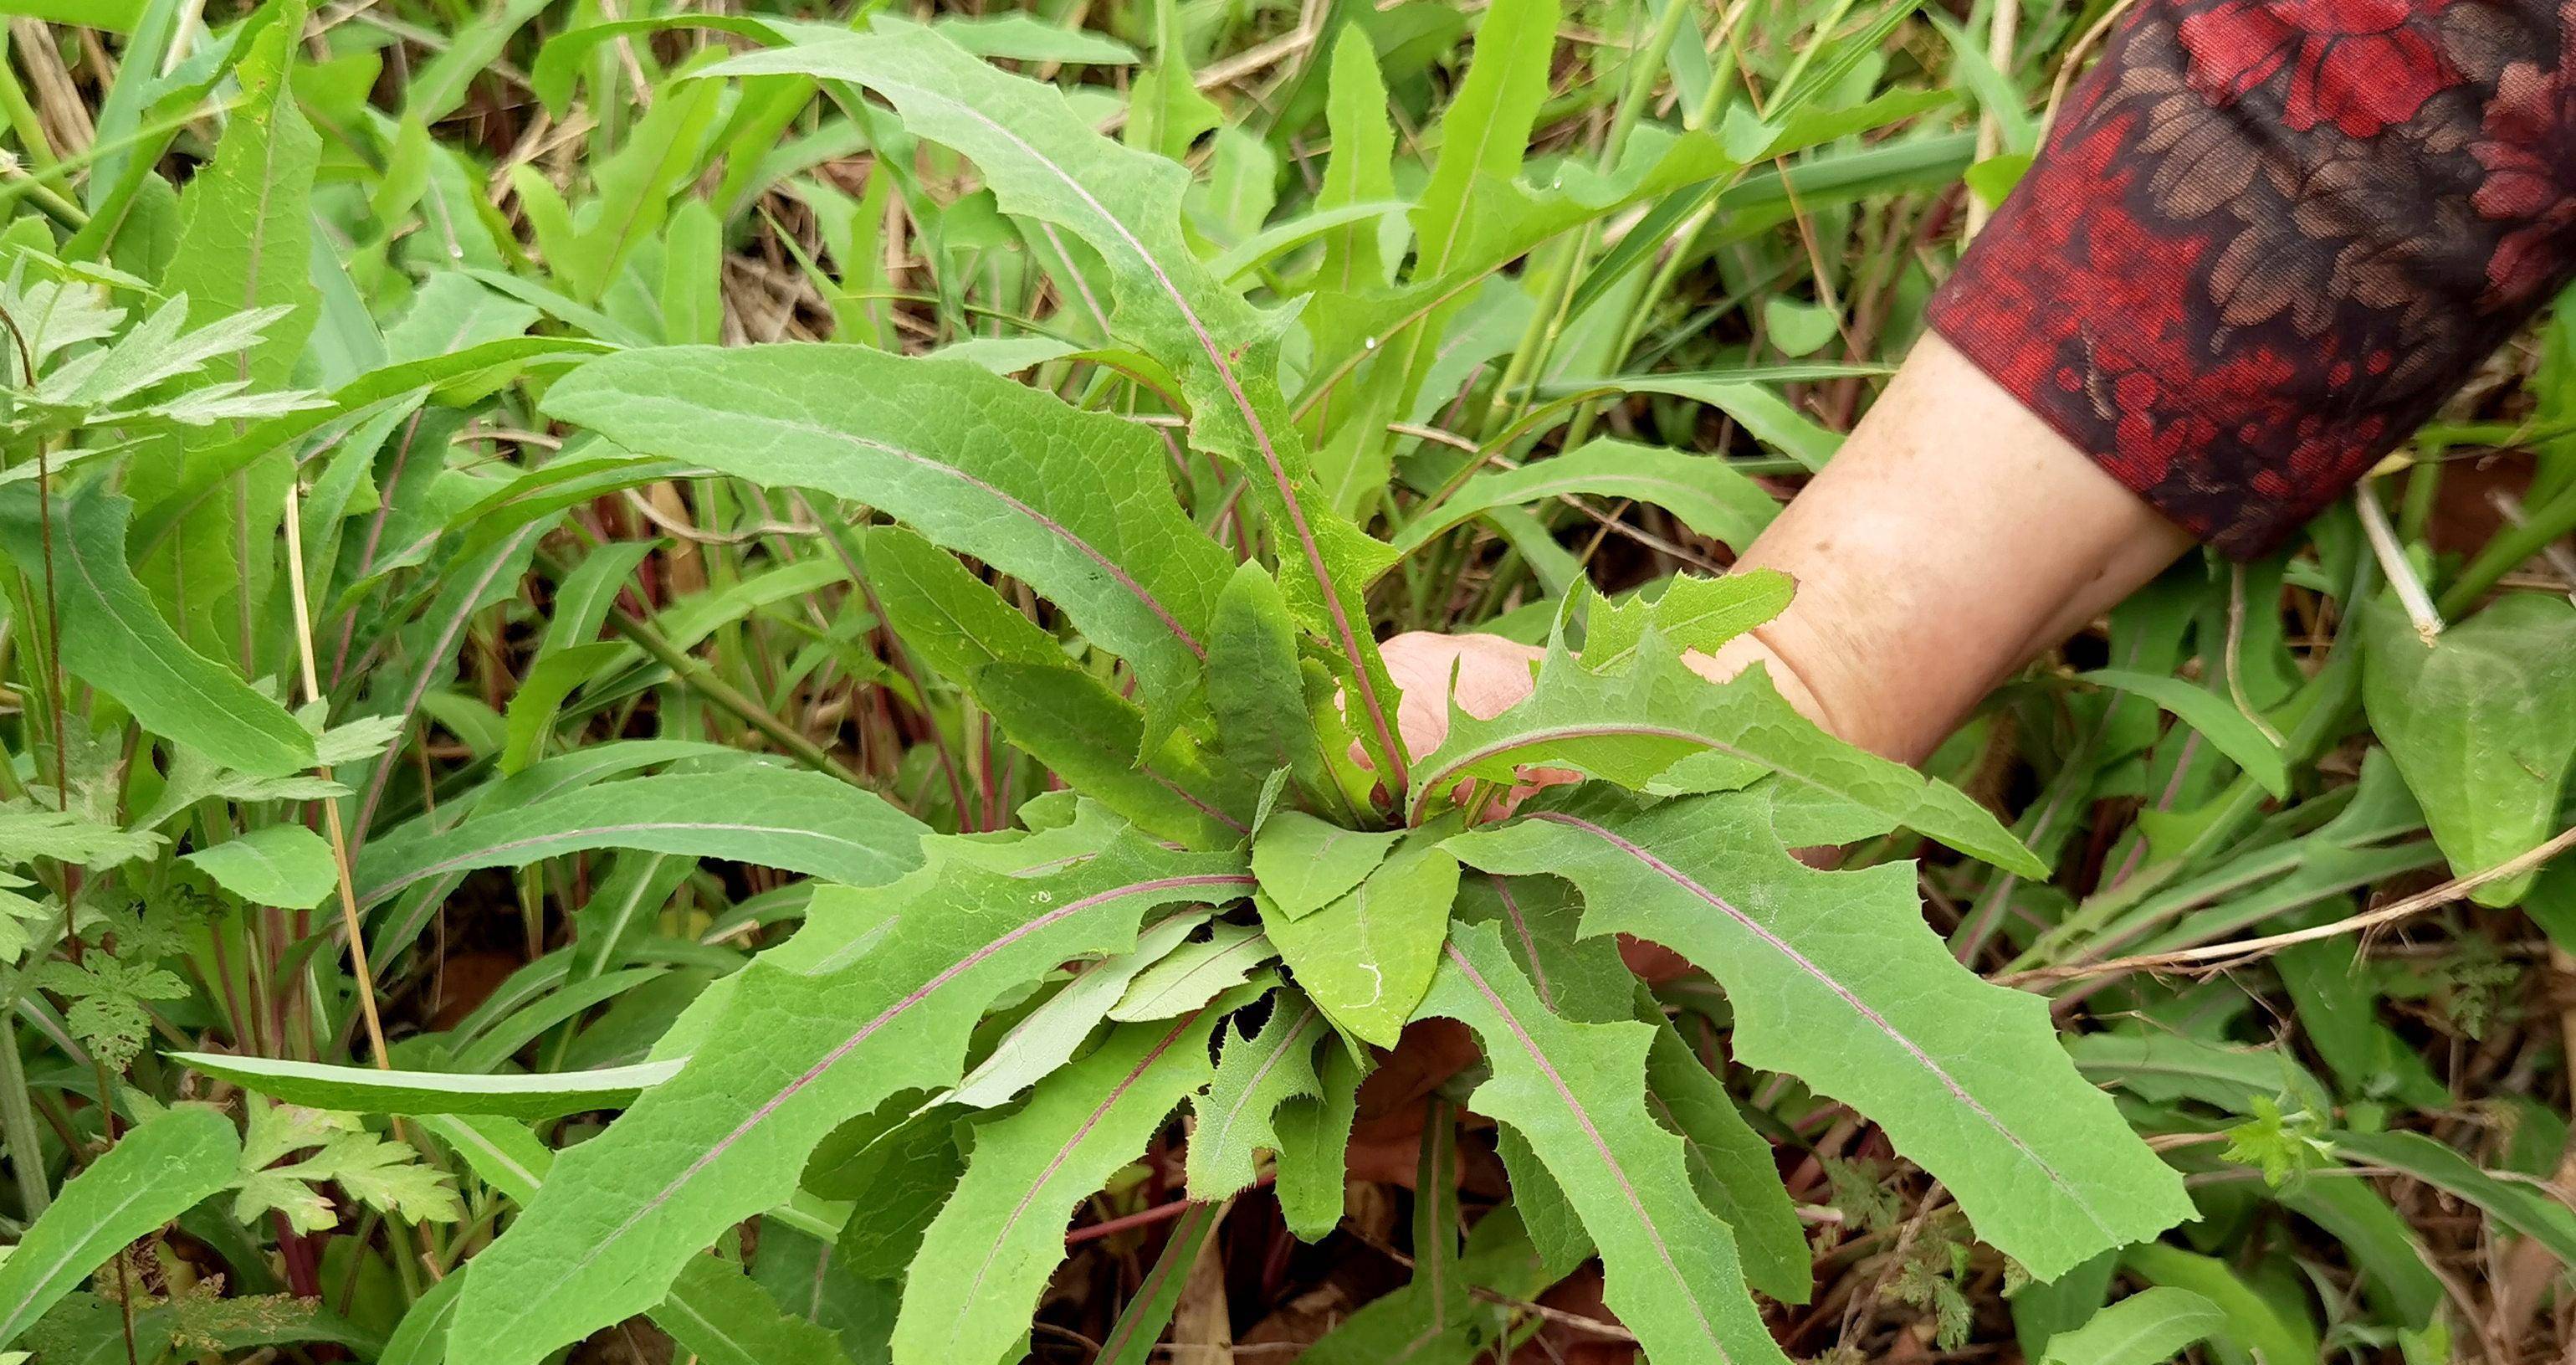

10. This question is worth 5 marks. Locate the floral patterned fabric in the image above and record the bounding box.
[1927,0,2576,556]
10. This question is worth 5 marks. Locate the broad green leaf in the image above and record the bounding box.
[2275,926,2449,1110]
[182,824,336,909]
[380,1273,465,1365]
[2118,1244,2318,1365]
[353,767,927,907]
[1272,1042,1360,1239]
[0,484,314,776]
[806,1097,966,1279]
[891,1011,1223,1363]
[1186,993,1326,1198]
[1580,571,1794,673]
[2040,1287,2226,1365]
[1645,1017,1810,1304]
[1313,26,1397,292]
[542,344,1232,740]
[1207,562,1339,808]
[1262,833,1460,1046]
[1251,810,1400,919]
[860,524,1064,682]
[1109,921,1272,1020]
[975,661,1250,845]
[170,1052,681,1121]
[1391,440,1780,561]
[445,834,1252,1364]
[658,1255,851,1365]
[1416,924,1787,1365]
[1413,628,2043,876]
[936,12,1137,63]
[499,641,626,774]
[946,909,1213,1109]
[0,1106,239,1347]
[1762,296,1841,357]
[750,1224,896,1355]
[1447,788,2193,1278]
[711,23,1414,786]
[127,3,318,651]
[2080,669,2287,798]
[2363,593,2576,906]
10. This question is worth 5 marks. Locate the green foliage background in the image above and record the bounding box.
[2,1,2574,1362]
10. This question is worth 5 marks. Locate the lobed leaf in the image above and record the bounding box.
[713,21,1415,788]
[1186,991,1327,1199]
[446,834,1253,1363]
[1414,626,2042,875]
[1416,924,1789,1365]
[1447,789,2193,1279]
[890,1012,1224,1363]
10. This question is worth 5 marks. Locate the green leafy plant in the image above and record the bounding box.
[7,2,2576,1362]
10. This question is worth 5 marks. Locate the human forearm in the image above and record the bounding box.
[1698,333,2195,763]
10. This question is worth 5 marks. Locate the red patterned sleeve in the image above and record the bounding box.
[1925,0,2576,557]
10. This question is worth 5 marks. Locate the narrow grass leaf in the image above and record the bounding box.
[169,1053,680,1121]
[659,1255,851,1365]
[2080,669,2288,798]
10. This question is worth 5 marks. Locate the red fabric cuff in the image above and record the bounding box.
[1926,0,2576,559]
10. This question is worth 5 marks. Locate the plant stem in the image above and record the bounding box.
[2438,474,2576,617]
[0,1012,52,1218]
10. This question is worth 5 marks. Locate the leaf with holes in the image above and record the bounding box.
[1186,990,1328,1198]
